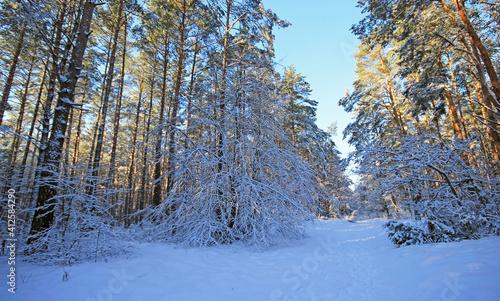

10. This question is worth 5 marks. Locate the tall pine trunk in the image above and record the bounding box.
[141,76,156,211]
[88,0,125,198]
[0,24,26,125]
[108,13,128,208]
[18,59,48,190]
[126,73,144,224]
[213,0,233,229]
[453,0,500,106]
[185,28,200,147]
[165,0,189,205]
[38,1,69,171]
[7,62,33,179]
[29,0,97,244]
[152,34,170,206]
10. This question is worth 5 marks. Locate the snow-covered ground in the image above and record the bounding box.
[2,219,500,301]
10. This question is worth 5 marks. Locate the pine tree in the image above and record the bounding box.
[344,0,500,239]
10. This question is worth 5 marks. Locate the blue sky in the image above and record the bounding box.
[264,0,362,159]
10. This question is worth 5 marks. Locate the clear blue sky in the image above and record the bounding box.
[264,0,362,159]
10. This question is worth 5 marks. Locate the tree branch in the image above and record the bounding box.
[427,164,462,205]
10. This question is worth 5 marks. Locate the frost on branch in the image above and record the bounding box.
[21,173,133,265]
[358,134,500,246]
[138,68,322,248]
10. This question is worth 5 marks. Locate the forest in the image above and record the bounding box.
[345,0,500,245]
[0,0,499,265]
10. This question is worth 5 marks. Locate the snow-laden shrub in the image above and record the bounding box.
[139,137,320,248]
[139,66,323,248]
[384,220,427,246]
[385,196,500,247]
[362,134,500,246]
[384,218,458,246]
[19,179,133,265]
[384,214,495,247]
[425,218,456,243]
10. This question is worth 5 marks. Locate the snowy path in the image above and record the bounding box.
[2,219,500,301]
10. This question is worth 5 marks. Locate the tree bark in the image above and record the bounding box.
[447,55,469,139]
[468,41,500,161]
[29,0,97,244]
[166,0,189,202]
[473,80,500,161]
[141,75,156,210]
[86,36,113,176]
[185,28,201,147]
[88,0,125,198]
[38,1,69,170]
[214,0,233,231]
[126,73,144,223]
[152,34,170,206]
[443,89,464,139]
[453,0,500,107]
[108,12,128,204]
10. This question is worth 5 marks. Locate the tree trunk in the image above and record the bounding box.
[465,84,492,164]
[86,37,113,177]
[437,55,464,139]
[88,0,124,197]
[468,41,500,161]
[17,59,48,199]
[443,89,464,139]
[185,28,201,147]
[213,0,233,232]
[29,0,97,244]
[139,72,156,210]
[474,80,500,161]
[71,78,88,178]
[37,2,68,170]
[9,63,33,171]
[72,107,83,175]
[152,34,170,206]
[126,73,144,223]
[108,12,128,204]
[447,55,469,139]
[378,50,407,137]
[431,99,443,140]
[453,0,500,107]
[0,24,26,125]
[438,0,500,148]
[165,0,189,204]
[141,74,156,210]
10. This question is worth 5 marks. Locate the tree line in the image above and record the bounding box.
[0,0,350,262]
[343,0,500,244]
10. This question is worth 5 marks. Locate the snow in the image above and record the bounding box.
[2,219,499,300]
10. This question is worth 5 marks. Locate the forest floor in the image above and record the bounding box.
[1,219,500,301]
